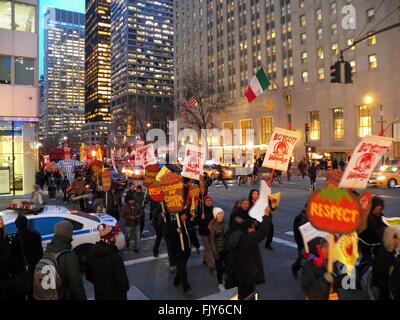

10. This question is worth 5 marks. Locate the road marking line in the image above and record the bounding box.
[272,237,297,249]
[284,231,294,236]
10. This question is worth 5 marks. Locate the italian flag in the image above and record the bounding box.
[245,67,270,103]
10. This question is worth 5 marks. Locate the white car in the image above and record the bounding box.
[1,204,125,268]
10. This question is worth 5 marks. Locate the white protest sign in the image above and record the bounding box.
[339,135,393,189]
[135,144,157,167]
[181,144,206,180]
[299,222,330,253]
[249,180,271,223]
[262,128,301,172]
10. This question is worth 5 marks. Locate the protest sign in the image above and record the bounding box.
[262,128,301,172]
[334,232,359,275]
[148,182,165,203]
[339,135,393,189]
[135,144,157,167]
[101,171,112,192]
[160,173,185,213]
[182,144,206,180]
[249,180,271,222]
[382,217,400,228]
[299,222,330,253]
[144,165,160,187]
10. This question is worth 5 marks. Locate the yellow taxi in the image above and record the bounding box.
[368,165,400,188]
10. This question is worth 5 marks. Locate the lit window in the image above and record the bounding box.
[300,32,307,45]
[301,51,308,64]
[316,8,322,21]
[15,2,36,33]
[260,117,273,144]
[299,0,305,8]
[302,71,309,83]
[317,47,324,60]
[0,56,11,84]
[333,108,344,140]
[367,8,375,23]
[348,38,355,51]
[331,43,339,56]
[317,27,323,40]
[369,54,377,69]
[310,111,320,141]
[368,33,377,46]
[300,15,306,27]
[358,105,371,137]
[240,119,252,145]
[0,0,12,29]
[318,68,325,80]
[350,60,356,73]
[331,23,337,35]
[330,2,337,16]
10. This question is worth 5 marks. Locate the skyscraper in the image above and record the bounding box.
[42,8,85,151]
[174,0,400,161]
[83,0,111,146]
[110,0,174,146]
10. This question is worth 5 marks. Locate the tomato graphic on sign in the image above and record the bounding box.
[188,157,199,169]
[273,141,289,157]
[353,153,375,173]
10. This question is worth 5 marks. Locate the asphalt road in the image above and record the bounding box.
[1,176,399,300]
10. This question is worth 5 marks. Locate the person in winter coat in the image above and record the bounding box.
[106,187,121,221]
[166,209,200,297]
[35,169,45,190]
[230,199,251,231]
[124,183,136,204]
[122,198,143,253]
[31,184,44,205]
[390,254,400,300]
[86,224,129,300]
[133,185,147,235]
[332,159,339,170]
[45,221,87,300]
[0,216,10,300]
[372,227,400,300]
[71,175,86,210]
[47,173,57,199]
[228,208,271,300]
[195,195,215,271]
[6,215,43,300]
[358,196,387,277]
[292,204,309,278]
[301,237,338,300]
[308,162,318,191]
[339,159,346,171]
[298,159,306,179]
[209,207,229,292]
[61,176,71,202]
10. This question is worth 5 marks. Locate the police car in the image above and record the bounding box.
[1,200,125,268]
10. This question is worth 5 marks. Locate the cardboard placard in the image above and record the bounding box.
[307,188,361,234]
[160,173,185,213]
[339,135,393,189]
[262,128,301,172]
[148,182,165,203]
[382,217,400,228]
[102,171,112,192]
[135,144,157,167]
[144,165,160,187]
[334,232,359,274]
[182,144,206,180]
[249,180,271,222]
[299,222,330,253]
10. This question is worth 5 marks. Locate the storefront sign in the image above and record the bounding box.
[262,128,301,172]
[0,168,10,194]
[182,144,206,180]
[339,135,393,189]
[307,188,361,234]
[160,173,185,213]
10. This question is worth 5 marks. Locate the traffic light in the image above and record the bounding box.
[344,61,353,84]
[330,61,341,83]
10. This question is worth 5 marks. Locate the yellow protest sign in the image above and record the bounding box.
[156,166,171,181]
[334,232,359,275]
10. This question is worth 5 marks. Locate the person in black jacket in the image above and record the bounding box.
[6,215,43,300]
[166,209,200,297]
[86,224,129,300]
[228,208,271,300]
[195,195,215,271]
[291,204,309,278]
[61,176,71,202]
[372,227,400,300]
[229,199,251,231]
[390,254,400,300]
[301,237,338,300]
[0,216,10,300]
[358,196,387,278]
[308,162,318,191]
[124,183,136,204]
[152,201,164,257]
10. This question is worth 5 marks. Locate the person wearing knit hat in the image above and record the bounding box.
[195,194,215,271]
[209,207,229,292]
[86,224,129,300]
[43,221,87,300]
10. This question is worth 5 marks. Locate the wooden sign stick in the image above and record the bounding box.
[175,213,185,251]
[268,169,276,187]
[161,202,166,223]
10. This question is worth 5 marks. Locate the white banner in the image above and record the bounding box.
[299,222,330,253]
[181,144,206,180]
[339,135,393,189]
[249,180,270,223]
[262,128,301,172]
[135,144,157,168]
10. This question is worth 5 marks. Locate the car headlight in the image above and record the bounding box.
[377,176,386,181]
[227,170,233,175]
[134,169,140,175]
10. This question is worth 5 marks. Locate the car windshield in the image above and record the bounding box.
[377,166,399,174]
[69,210,100,222]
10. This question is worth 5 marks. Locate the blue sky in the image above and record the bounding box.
[39,0,85,76]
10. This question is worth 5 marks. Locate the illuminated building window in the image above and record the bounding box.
[358,105,371,137]
[310,111,320,141]
[260,117,273,145]
[369,54,377,69]
[333,108,344,140]
[240,119,252,145]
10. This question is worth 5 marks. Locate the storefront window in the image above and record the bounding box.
[0,56,11,84]
[310,111,320,141]
[333,108,344,140]
[0,0,12,30]
[240,119,252,145]
[15,57,34,85]
[15,2,36,33]
[260,117,273,144]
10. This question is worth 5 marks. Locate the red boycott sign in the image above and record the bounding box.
[148,183,164,203]
[307,188,361,234]
[144,165,160,187]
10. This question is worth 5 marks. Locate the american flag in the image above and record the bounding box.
[181,97,198,116]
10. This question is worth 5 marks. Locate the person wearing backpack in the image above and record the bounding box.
[86,224,129,300]
[34,220,86,300]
